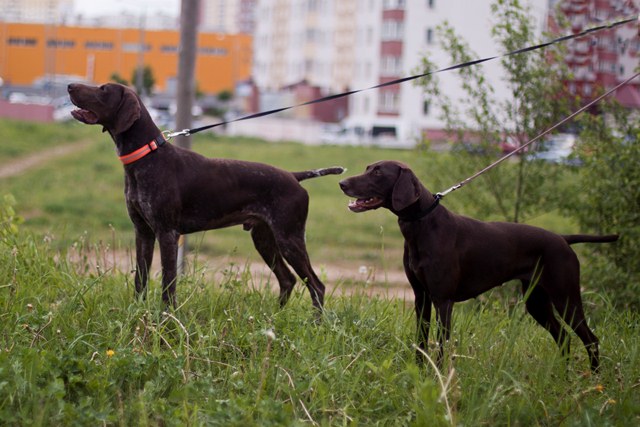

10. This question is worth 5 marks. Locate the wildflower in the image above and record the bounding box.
[594,384,604,393]
[359,265,369,275]
[106,349,115,357]
[26,303,33,311]
[264,328,276,340]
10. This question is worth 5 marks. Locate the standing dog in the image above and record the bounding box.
[68,82,344,310]
[340,160,617,371]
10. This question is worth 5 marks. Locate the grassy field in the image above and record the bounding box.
[0,232,638,426]
[1,119,638,425]
[0,120,577,270]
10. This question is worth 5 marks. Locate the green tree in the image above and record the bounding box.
[131,65,156,96]
[415,0,574,222]
[217,89,233,103]
[109,72,129,86]
[562,102,640,308]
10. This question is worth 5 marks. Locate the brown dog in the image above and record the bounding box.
[68,82,344,310]
[340,160,617,371]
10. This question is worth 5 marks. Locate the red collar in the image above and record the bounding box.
[119,135,166,165]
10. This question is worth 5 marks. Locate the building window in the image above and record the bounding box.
[379,90,400,113]
[8,37,37,47]
[383,0,405,10]
[122,43,151,53]
[426,28,434,45]
[85,41,114,50]
[381,55,402,76]
[382,20,404,41]
[47,39,75,48]
[198,47,228,56]
[160,45,178,53]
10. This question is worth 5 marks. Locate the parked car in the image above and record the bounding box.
[528,133,580,165]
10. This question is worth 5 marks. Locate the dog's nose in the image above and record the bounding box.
[339,180,348,191]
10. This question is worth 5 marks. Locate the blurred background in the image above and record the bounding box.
[2,0,638,148]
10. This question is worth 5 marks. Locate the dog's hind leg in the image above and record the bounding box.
[522,280,571,361]
[274,231,326,314]
[554,295,600,372]
[545,257,600,372]
[249,221,297,307]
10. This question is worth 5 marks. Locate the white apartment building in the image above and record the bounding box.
[253,0,549,146]
[1,0,73,23]
[253,0,356,92]
[200,0,257,34]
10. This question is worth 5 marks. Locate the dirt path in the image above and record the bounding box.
[0,140,93,179]
[68,245,414,301]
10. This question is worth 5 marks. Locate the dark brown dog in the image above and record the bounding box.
[68,82,344,310]
[340,160,618,371]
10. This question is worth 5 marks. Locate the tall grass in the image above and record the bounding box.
[1,232,639,426]
[1,120,638,425]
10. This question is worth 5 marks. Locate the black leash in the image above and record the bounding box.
[164,15,638,140]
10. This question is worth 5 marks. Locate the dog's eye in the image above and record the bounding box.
[373,168,381,176]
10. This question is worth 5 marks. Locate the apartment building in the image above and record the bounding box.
[253,0,549,145]
[0,0,73,23]
[553,0,640,107]
[253,0,356,93]
[200,0,257,34]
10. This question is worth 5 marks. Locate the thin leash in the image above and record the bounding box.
[434,71,640,201]
[163,15,638,140]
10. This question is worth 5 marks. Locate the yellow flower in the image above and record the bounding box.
[106,349,115,357]
[594,384,604,393]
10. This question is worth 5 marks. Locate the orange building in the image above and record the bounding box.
[0,22,252,94]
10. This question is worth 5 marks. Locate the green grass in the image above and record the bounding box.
[0,233,638,426]
[1,119,637,425]
[0,120,96,162]
[0,119,577,270]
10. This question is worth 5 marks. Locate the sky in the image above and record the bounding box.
[73,0,180,17]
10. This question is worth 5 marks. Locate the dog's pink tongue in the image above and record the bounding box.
[71,109,98,124]
[347,199,367,212]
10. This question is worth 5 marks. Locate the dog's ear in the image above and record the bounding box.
[112,89,141,134]
[392,168,420,211]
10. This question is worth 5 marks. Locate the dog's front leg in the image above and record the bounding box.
[134,226,155,301]
[434,299,454,368]
[157,230,180,307]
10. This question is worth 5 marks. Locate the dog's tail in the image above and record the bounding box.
[293,166,346,182]
[563,234,619,245]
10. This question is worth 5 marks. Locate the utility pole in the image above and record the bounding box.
[175,0,200,275]
[135,12,146,96]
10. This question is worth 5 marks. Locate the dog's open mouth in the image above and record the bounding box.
[70,108,98,124]
[348,197,383,212]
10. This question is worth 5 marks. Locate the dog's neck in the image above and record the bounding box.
[111,112,162,158]
[395,187,441,222]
